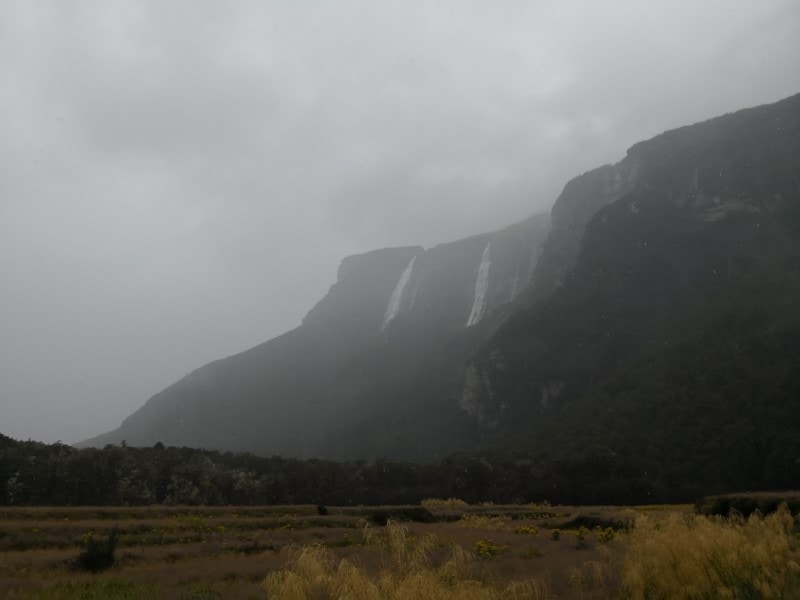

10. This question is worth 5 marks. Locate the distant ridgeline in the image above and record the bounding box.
[74,92,800,501]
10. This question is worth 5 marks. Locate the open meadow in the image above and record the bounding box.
[1,498,798,599]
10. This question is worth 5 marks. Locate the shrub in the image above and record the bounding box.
[594,526,615,543]
[75,529,118,572]
[514,525,539,535]
[575,526,590,541]
[474,538,505,559]
[420,497,469,509]
[696,493,800,518]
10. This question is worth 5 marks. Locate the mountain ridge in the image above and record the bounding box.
[82,93,800,487]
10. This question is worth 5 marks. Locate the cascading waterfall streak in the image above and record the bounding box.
[382,256,416,329]
[466,243,491,327]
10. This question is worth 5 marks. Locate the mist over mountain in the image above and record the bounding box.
[81,214,551,457]
[81,93,800,494]
[459,93,800,496]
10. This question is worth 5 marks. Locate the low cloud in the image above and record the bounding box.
[1,0,798,443]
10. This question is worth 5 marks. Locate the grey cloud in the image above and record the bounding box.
[1,0,799,444]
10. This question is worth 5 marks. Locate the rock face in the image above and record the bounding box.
[303,213,550,339]
[530,161,639,302]
[84,92,800,480]
[81,214,551,458]
[456,92,800,493]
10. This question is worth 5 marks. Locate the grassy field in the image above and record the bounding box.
[1,500,797,599]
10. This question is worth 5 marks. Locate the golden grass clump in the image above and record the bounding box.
[262,521,551,599]
[620,503,800,599]
[421,497,470,508]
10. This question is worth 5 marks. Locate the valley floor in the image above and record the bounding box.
[0,500,797,599]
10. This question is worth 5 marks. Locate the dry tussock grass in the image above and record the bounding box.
[263,521,552,599]
[620,503,800,599]
[9,502,797,599]
[421,497,470,508]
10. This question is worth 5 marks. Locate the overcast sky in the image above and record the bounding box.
[2,0,799,445]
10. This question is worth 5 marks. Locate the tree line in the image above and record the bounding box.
[0,432,726,507]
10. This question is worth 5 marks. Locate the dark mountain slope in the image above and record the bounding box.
[82,214,550,457]
[528,160,639,302]
[459,92,800,497]
[83,92,800,489]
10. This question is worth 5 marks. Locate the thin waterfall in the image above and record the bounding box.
[466,242,491,327]
[509,271,521,302]
[382,256,416,330]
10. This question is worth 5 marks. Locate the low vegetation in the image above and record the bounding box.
[74,528,118,572]
[457,515,509,530]
[264,522,548,599]
[1,499,797,599]
[620,504,800,599]
[695,491,800,517]
[421,497,470,509]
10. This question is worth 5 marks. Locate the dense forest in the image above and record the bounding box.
[1,432,792,507]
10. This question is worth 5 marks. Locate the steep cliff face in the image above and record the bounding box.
[458,93,800,492]
[303,214,550,338]
[530,160,639,301]
[531,92,800,303]
[82,213,550,457]
[83,93,800,477]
